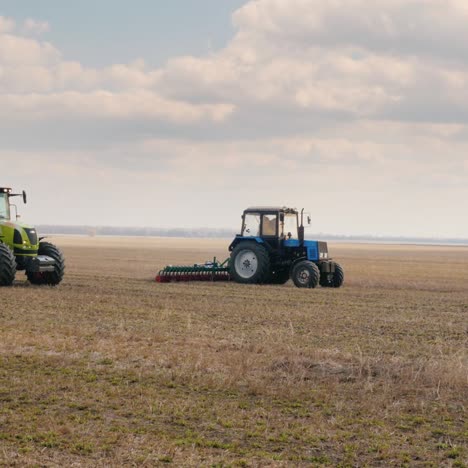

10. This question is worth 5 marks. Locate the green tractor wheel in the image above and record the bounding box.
[26,242,65,286]
[0,243,16,286]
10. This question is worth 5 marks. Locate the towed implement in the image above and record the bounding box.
[157,258,230,282]
[156,206,344,289]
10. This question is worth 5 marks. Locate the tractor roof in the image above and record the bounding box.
[0,188,12,193]
[244,206,297,214]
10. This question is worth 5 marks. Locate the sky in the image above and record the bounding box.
[1,0,468,238]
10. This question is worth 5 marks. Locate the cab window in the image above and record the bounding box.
[262,214,277,236]
[0,194,9,220]
[283,213,298,239]
[243,214,260,236]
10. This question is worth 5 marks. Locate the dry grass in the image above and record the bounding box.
[0,237,467,466]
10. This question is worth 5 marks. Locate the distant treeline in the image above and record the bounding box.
[36,225,468,246]
[37,225,238,238]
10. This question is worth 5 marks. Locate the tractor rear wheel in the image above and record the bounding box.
[320,262,344,288]
[292,261,320,289]
[0,243,16,286]
[230,242,270,284]
[26,242,65,286]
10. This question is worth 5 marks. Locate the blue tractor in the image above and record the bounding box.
[228,206,344,288]
[156,206,343,289]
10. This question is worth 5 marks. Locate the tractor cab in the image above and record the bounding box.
[237,206,312,252]
[0,187,27,221]
[0,188,10,220]
[241,206,302,240]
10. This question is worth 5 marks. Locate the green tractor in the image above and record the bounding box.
[0,187,65,287]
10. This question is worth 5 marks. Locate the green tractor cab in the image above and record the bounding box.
[0,187,65,287]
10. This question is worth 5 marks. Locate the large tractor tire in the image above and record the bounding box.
[230,241,271,284]
[269,269,290,285]
[26,242,65,286]
[0,243,16,286]
[292,261,320,289]
[320,262,345,288]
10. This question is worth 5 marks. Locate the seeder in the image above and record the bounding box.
[155,206,344,289]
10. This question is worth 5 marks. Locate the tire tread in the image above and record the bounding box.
[26,242,65,286]
[292,261,320,288]
[0,243,16,286]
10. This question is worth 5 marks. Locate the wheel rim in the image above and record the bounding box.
[234,249,258,279]
[296,267,310,286]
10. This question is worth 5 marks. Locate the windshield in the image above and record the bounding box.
[0,194,10,220]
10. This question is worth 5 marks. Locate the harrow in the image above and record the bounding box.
[155,257,231,283]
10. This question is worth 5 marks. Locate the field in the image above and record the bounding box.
[0,237,467,467]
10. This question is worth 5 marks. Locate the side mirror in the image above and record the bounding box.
[22,191,27,204]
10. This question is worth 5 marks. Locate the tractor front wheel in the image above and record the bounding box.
[0,243,16,286]
[320,262,345,288]
[230,242,270,284]
[292,261,320,289]
[26,242,65,286]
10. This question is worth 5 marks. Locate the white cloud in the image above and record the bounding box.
[0,20,233,123]
[2,4,468,236]
[233,0,468,62]
[0,33,60,66]
[154,2,468,124]
[4,2,468,126]
[0,91,234,123]
[6,128,468,237]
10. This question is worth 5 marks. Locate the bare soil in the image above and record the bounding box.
[0,237,467,466]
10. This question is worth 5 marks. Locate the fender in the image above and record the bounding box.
[228,235,265,252]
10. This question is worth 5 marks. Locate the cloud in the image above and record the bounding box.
[5,128,468,237]
[0,24,234,124]
[4,2,468,129]
[0,90,234,123]
[233,0,468,62]
[0,33,60,66]
[152,0,468,127]
[2,4,468,236]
